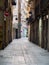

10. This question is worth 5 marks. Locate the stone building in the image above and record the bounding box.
[0,0,12,49]
[27,0,49,51]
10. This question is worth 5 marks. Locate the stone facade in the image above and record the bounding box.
[0,0,12,49]
[28,0,49,51]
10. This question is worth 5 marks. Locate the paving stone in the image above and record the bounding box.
[0,38,49,65]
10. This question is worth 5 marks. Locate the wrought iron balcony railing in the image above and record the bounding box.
[4,0,8,9]
[35,4,40,17]
[40,0,49,10]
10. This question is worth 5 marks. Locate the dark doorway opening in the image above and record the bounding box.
[16,29,18,39]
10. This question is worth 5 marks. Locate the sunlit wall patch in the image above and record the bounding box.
[39,17,42,46]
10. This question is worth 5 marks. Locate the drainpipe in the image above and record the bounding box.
[18,0,21,38]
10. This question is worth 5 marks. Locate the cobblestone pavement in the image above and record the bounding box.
[0,38,49,65]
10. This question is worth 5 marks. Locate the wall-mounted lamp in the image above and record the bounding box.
[29,11,32,14]
[26,18,29,21]
[12,0,16,5]
[29,11,32,16]
[15,18,18,20]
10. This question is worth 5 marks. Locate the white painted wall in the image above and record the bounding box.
[12,0,18,29]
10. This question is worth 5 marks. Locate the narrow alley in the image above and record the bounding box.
[0,38,49,65]
[0,0,49,65]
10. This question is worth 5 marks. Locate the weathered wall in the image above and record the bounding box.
[48,10,49,51]
[0,0,5,49]
[0,0,12,49]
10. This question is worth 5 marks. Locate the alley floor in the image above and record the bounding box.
[0,38,49,65]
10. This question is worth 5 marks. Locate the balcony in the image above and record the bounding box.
[4,0,8,9]
[40,0,49,11]
[35,4,40,17]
